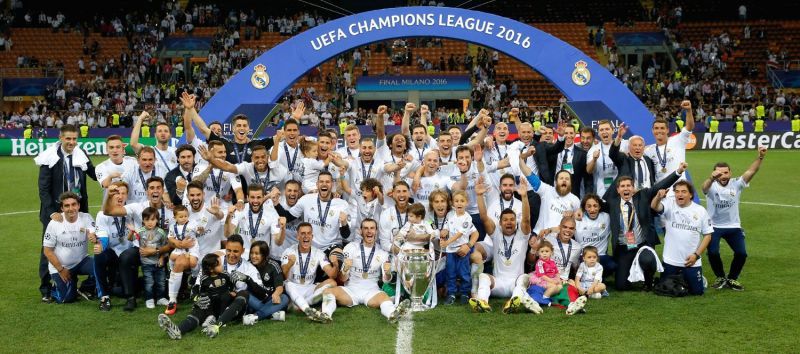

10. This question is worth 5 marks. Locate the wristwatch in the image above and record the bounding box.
[693,252,701,259]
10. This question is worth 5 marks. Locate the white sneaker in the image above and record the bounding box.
[271,311,285,322]
[566,295,587,316]
[145,299,155,309]
[242,314,259,326]
[156,298,170,306]
[590,292,602,299]
[520,295,543,314]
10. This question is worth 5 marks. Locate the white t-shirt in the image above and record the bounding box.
[229,203,281,260]
[277,141,305,182]
[95,211,133,256]
[489,227,528,281]
[411,174,450,214]
[342,242,390,288]
[704,177,748,228]
[300,157,327,193]
[123,202,174,230]
[544,234,581,280]
[280,198,301,249]
[587,141,627,197]
[659,199,714,267]
[531,181,580,234]
[43,213,95,274]
[190,165,242,207]
[235,159,286,192]
[167,221,199,257]
[335,146,360,161]
[645,128,691,183]
[576,262,604,286]
[486,191,523,227]
[379,205,410,253]
[121,167,156,204]
[447,163,492,215]
[152,145,178,178]
[187,206,227,258]
[288,194,349,249]
[345,157,385,200]
[574,212,611,256]
[444,211,476,252]
[281,246,330,284]
[346,194,382,243]
[95,156,137,192]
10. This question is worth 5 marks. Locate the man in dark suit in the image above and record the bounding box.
[164,144,196,206]
[36,124,97,302]
[553,125,591,198]
[532,125,565,185]
[609,124,656,190]
[601,163,686,291]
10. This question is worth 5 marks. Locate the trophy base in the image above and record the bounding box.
[409,298,430,312]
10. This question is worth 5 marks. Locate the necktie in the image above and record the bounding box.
[625,201,633,231]
[636,159,644,189]
[66,155,75,191]
[561,148,569,165]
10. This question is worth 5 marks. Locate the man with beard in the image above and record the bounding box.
[602,163,686,291]
[36,124,97,302]
[182,92,279,165]
[320,219,411,323]
[274,172,351,271]
[378,131,415,193]
[471,177,540,314]
[281,223,338,322]
[587,120,628,198]
[484,173,523,226]
[164,144,197,206]
[518,150,580,236]
[275,180,304,253]
[645,100,695,185]
[609,124,657,192]
[225,185,283,261]
[203,137,286,194]
[555,125,591,199]
[104,177,174,311]
[190,141,244,210]
[701,147,766,291]
[130,111,176,178]
[579,127,595,152]
[578,127,596,195]
[340,137,384,201]
[121,147,158,204]
[183,181,227,258]
[95,135,137,194]
[402,103,438,163]
[379,181,413,253]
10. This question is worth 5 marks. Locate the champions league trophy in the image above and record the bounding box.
[399,248,433,312]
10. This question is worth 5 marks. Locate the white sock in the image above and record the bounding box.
[321,293,337,316]
[470,263,483,294]
[310,284,331,305]
[168,271,183,303]
[285,283,309,311]
[477,273,491,301]
[511,274,529,298]
[380,301,395,319]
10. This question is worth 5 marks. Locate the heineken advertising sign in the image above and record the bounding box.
[0,138,157,156]
[688,132,800,150]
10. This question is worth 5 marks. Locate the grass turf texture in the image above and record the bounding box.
[0,150,797,353]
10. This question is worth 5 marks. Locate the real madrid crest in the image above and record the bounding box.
[251,64,270,89]
[571,60,591,86]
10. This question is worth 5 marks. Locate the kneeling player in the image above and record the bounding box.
[320,219,411,323]
[281,222,338,322]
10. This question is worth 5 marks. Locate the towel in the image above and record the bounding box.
[34,143,89,170]
[628,245,664,283]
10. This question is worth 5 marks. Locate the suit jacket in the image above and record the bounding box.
[601,171,680,248]
[556,145,592,197]
[532,135,565,185]
[165,166,193,206]
[609,142,657,188]
[38,149,96,225]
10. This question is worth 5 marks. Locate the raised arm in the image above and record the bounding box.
[681,100,695,132]
[400,102,416,137]
[741,146,767,184]
[375,105,387,140]
[197,145,238,174]
[180,92,203,141]
[475,176,496,235]
[102,185,129,217]
[651,188,667,213]
[518,177,531,235]
[129,111,149,154]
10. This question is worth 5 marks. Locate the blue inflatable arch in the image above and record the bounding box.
[199,6,654,142]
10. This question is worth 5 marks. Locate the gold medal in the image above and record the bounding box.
[661,167,667,173]
[504,259,512,266]
[299,278,305,285]
[362,272,368,279]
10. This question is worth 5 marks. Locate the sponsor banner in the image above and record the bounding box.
[0,137,156,156]
[689,132,800,150]
[356,75,472,92]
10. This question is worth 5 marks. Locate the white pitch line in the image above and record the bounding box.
[0,205,102,217]
[395,313,414,354]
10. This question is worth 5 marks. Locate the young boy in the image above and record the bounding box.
[339,177,385,242]
[440,191,479,305]
[571,246,606,299]
[393,203,437,252]
[128,207,169,309]
[165,205,199,314]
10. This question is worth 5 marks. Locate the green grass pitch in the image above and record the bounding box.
[0,150,797,352]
